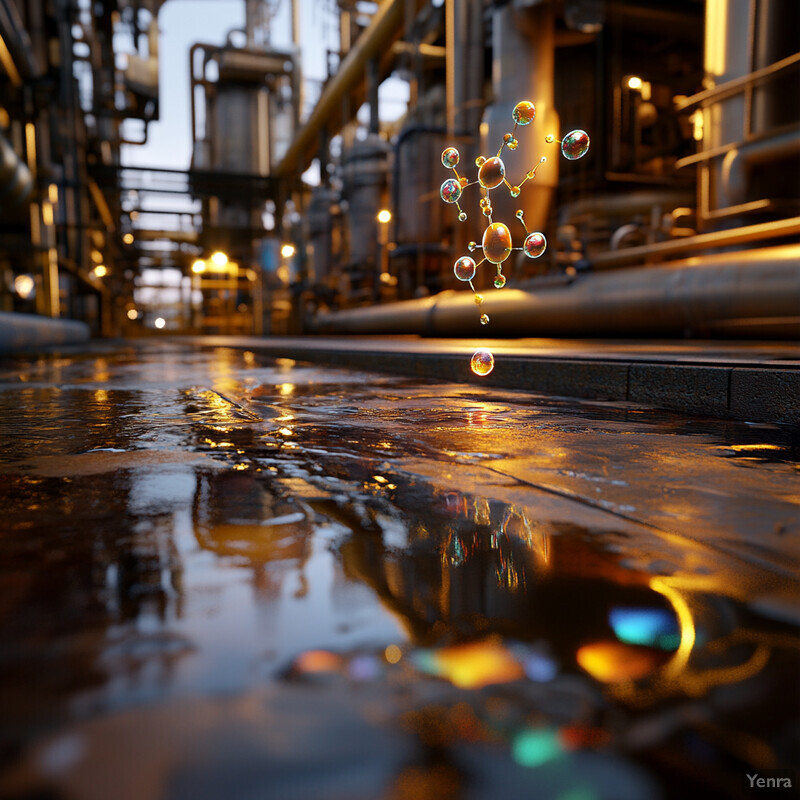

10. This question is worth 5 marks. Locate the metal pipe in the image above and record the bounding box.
[589,215,800,268]
[274,0,422,178]
[313,244,800,338]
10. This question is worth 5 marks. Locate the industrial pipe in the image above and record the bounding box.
[274,0,423,178]
[313,243,800,338]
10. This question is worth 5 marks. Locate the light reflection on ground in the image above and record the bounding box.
[0,341,797,799]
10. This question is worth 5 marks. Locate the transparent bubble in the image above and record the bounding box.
[494,273,507,289]
[471,348,495,376]
[475,156,486,167]
[512,101,536,126]
[561,129,590,160]
[480,314,490,325]
[440,178,462,203]
[523,231,547,258]
[468,241,477,252]
[453,256,476,282]
[478,156,505,190]
[509,185,520,197]
[441,147,459,169]
[545,134,556,144]
[482,222,512,264]
[458,211,467,222]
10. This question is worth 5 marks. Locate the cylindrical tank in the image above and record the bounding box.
[481,2,559,241]
[305,185,338,282]
[0,133,33,211]
[340,133,390,269]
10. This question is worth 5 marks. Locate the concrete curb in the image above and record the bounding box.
[242,342,799,425]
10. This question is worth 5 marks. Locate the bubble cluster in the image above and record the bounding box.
[439,100,590,376]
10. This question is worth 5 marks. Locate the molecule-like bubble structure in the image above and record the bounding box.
[440,100,590,376]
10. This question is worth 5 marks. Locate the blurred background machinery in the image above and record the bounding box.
[1,0,798,340]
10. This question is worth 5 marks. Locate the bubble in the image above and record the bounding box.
[503,133,513,143]
[482,222,512,264]
[458,211,467,222]
[512,100,536,126]
[478,156,506,189]
[441,147,459,169]
[474,293,484,304]
[480,313,490,325]
[468,241,477,252]
[515,209,524,219]
[545,134,555,144]
[459,176,468,187]
[440,178,462,203]
[508,139,518,150]
[561,129,590,160]
[471,349,495,377]
[475,156,486,167]
[523,231,547,258]
[453,256,477,282]
[509,185,520,197]
[494,273,507,289]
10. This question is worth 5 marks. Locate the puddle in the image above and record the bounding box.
[0,342,798,799]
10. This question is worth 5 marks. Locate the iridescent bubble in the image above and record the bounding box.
[480,313,490,325]
[441,147,459,169]
[561,129,590,160]
[494,273,507,289]
[478,156,506,189]
[509,185,520,197]
[468,241,477,252]
[523,231,547,259]
[440,178,462,203]
[475,156,486,167]
[512,101,536,126]
[482,222,512,264]
[453,256,476,282]
[471,349,495,377]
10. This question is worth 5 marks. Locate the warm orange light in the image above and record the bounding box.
[126,308,138,320]
[627,76,643,91]
[576,642,665,683]
[211,250,228,268]
[377,209,392,224]
[191,259,206,274]
[414,639,523,689]
[280,243,296,258]
[122,233,134,245]
[92,265,108,278]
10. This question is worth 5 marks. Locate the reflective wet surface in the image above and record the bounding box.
[0,341,798,799]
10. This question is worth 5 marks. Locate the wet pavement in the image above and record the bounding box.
[0,339,798,800]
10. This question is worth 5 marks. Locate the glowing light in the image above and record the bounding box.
[470,349,495,377]
[627,76,643,90]
[377,209,392,224]
[512,728,562,768]
[294,650,341,673]
[154,317,166,329]
[122,232,134,244]
[92,265,108,278]
[609,607,680,651]
[411,639,523,689]
[211,250,228,267]
[191,259,206,274]
[384,644,402,664]
[14,274,35,299]
[576,642,665,683]
[650,577,697,675]
[126,308,138,320]
[280,243,296,258]
[91,249,103,263]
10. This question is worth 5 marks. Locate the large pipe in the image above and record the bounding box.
[313,244,800,337]
[274,0,422,178]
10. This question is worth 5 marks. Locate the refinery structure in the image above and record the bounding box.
[1,0,799,343]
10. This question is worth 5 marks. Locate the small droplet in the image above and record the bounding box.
[545,134,556,144]
[561,129,590,160]
[503,133,513,143]
[512,101,536,126]
[523,231,547,259]
[441,147,460,168]
[474,293,484,304]
[475,156,486,167]
[470,348,495,377]
[468,241,477,252]
[515,210,524,219]
[510,186,520,197]
[459,176,468,187]
[494,273,507,289]
[440,178,462,203]
[482,206,492,217]
[454,256,477,282]
[508,139,518,150]
[480,313,490,325]
[458,211,467,222]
